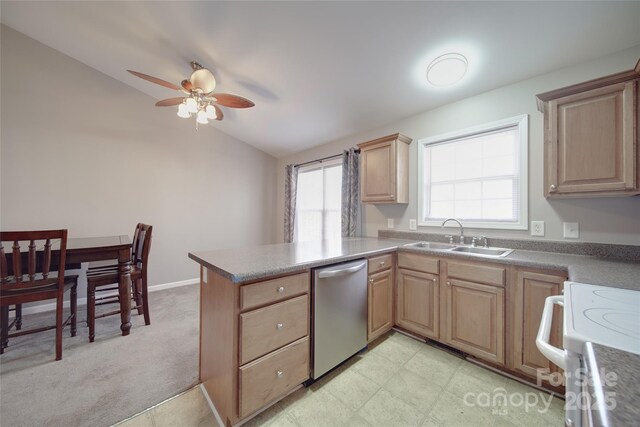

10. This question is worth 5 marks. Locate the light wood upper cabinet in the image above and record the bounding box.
[537,60,640,198]
[358,133,412,204]
[509,268,565,382]
[441,261,506,365]
[396,268,439,339]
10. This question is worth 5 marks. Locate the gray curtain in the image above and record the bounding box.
[341,148,361,237]
[284,164,298,243]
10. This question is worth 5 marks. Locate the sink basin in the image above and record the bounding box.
[450,246,513,257]
[403,242,458,250]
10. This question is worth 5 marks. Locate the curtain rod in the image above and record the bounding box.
[294,149,359,168]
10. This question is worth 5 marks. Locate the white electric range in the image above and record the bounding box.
[537,282,640,427]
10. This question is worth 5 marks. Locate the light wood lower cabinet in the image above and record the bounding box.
[367,253,394,342]
[199,269,310,426]
[239,337,309,418]
[239,295,309,364]
[368,269,394,342]
[396,268,439,339]
[510,268,565,382]
[441,278,505,365]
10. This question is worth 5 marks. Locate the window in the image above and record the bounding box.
[295,158,342,242]
[418,115,528,230]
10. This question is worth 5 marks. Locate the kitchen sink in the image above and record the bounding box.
[450,246,513,257]
[403,242,458,250]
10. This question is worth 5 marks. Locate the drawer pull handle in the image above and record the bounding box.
[277,286,285,293]
[380,261,385,266]
[276,323,284,329]
[276,370,283,378]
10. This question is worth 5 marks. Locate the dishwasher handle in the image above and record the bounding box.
[535,295,567,370]
[317,262,367,279]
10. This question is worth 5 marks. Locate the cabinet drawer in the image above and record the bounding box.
[239,337,309,418]
[240,272,309,311]
[240,295,309,364]
[368,253,393,274]
[447,261,505,287]
[398,253,439,274]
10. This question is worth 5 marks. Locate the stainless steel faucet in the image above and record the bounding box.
[442,218,464,244]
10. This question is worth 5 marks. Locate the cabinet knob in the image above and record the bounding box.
[276,370,283,378]
[446,281,451,287]
[276,323,283,329]
[369,278,374,284]
[432,278,437,283]
[549,184,557,192]
[277,286,285,293]
[380,261,385,266]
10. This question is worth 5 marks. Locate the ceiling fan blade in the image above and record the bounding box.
[214,105,224,121]
[181,79,194,92]
[212,93,255,108]
[127,70,182,91]
[155,97,186,107]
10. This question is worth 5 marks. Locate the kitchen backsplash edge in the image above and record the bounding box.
[378,230,640,261]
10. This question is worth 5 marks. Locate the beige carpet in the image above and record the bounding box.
[0,285,200,427]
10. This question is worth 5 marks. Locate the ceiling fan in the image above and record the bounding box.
[127,61,255,126]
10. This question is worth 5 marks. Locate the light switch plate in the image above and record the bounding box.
[563,222,579,239]
[531,221,545,237]
[387,218,394,229]
[409,219,417,230]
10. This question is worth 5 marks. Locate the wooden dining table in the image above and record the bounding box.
[66,235,133,336]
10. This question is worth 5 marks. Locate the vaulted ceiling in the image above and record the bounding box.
[2,1,640,157]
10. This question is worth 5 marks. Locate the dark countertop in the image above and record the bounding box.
[584,342,640,426]
[189,238,402,283]
[189,237,640,289]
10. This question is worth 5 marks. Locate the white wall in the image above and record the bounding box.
[0,25,278,301]
[276,45,640,245]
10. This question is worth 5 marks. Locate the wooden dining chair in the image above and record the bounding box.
[0,230,78,361]
[85,223,152,342]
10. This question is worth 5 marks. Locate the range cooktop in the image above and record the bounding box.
[564,282,640,355]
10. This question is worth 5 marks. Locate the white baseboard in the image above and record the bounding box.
[18,278,199,316]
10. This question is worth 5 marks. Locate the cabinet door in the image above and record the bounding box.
[511,270,565,380]
[367,269,393,342]
[360,140,396,203]
[443,279,504,365]
[396,268,439,339]
[546,81,638,197]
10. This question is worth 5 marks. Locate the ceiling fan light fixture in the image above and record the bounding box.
[177,102,191,118]
[427,53,468,87]
[196,109,209,124]
[186,97,199,113]
[190,68,216,93]
[205,104,217,120]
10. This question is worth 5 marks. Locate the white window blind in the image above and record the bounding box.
[294,159,342,242]
[418,115,528,230]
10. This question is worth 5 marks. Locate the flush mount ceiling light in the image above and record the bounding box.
[426,53,468,87]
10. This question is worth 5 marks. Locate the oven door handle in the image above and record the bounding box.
[536,295,567,370]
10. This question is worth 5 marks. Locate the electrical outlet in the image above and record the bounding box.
[563,222,579,239]
[531,221,545,237]
[409,219,417,230]
[387,218,394,229]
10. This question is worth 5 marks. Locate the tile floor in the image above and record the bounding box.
[116,331,564,427]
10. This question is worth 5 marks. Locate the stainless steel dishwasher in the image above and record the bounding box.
[312,259,368,379]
